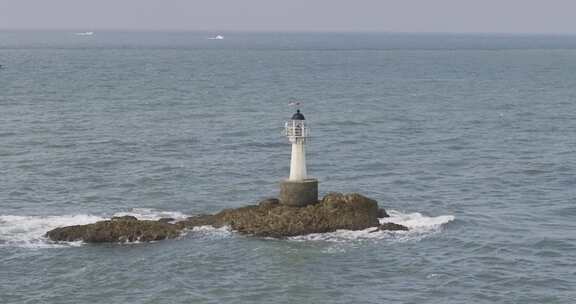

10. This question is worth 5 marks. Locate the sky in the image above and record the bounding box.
[1,0,575,33]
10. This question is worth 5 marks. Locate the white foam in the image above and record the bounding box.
[112,208,189,221]
[190,225,233,239]
[0,214,104,248]
[290,210,454,243]
[380,210,455,231]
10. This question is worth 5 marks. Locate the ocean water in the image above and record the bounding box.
[1,31,575,303]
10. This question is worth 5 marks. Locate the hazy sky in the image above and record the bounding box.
[1,0,575,33]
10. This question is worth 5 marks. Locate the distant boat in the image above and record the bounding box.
[207,35,224,40]
[75,32,94,36]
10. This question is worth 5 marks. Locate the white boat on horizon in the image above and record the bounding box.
[75,31,94,36]
[207,35,224,40]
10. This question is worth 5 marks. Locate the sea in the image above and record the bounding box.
[1,31,575,303]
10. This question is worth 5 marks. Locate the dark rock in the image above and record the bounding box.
[378,208,390,218]
[258,198,280,208]
[111,215,138,221]
[158,218,175,223]
[176,214,222,229]
[374,222,409,231]
[203,192,381,238]
[46,219,181,243]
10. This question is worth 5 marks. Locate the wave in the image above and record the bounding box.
[190,225,233,240]
[112,208,189,221]
[0,208,190,248]
[289,210,455,242]
[0,214,104,249]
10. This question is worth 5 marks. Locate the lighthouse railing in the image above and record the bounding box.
[284,121,310,140]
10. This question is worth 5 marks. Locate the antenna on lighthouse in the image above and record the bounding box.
[279,106,319,207]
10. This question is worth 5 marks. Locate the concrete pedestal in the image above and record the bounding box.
[279,179,319,207]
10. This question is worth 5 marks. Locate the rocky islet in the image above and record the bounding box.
[45,192,409,243]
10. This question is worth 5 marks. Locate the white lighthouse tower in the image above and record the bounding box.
[285,109,309,181]
[280,109,319,206]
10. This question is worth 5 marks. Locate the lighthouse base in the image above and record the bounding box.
[279,179,319,207]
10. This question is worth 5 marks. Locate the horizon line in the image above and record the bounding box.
[2,28,576,36]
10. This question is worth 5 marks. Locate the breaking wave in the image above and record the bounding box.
[0,214,104,249]
[190,225,233,240]
[289,210,455,242]
[0,208,190,249]
[112,208,189,221]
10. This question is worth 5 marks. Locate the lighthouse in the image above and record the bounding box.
[280,109,319,206]
[286,109,309,180]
